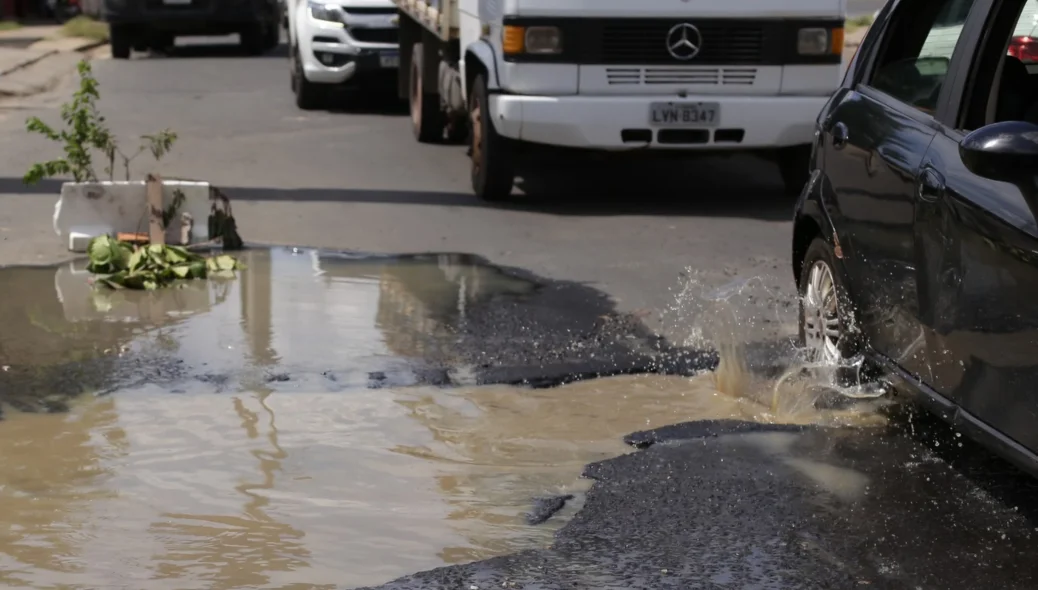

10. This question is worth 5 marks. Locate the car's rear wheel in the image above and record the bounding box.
[798,238,862,376]
[291,47,328,110]
[110,24,132,59]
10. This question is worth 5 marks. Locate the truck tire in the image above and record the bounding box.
[110,24,132,59]
[778,144,812,197]
[292,47,328,110]
[410,42,445,143]
[469,74,515,201]
[241,24,270,55]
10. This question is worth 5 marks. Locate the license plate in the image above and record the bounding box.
[379,53,399,68]
[162,0,191,5]
[649,102,720,127]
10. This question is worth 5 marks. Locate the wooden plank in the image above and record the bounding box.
[147,174,165,246]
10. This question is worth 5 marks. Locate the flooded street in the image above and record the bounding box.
[0,248,1036,589]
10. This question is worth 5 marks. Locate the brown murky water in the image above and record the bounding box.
[0,249,885,589]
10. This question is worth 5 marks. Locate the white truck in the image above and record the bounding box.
[393,0,848,201]
[288,0,402,110]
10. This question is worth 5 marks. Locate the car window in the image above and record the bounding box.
[957,0,1038,129]
[865,0,979,114]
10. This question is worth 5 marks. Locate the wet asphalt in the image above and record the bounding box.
[0,35,1034,589]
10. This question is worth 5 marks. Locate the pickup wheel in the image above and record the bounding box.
[292,47,328,110]
[110,24,132,60]
[469,74,515,201]
[410,42,445,143]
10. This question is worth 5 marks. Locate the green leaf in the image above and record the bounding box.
[214,255,237,271]
[127,248,146,272]
[171,265,191,279]
[188,260,207,279]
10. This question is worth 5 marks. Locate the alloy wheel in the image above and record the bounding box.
[802,259,843,365]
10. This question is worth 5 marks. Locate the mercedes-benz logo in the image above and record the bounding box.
[666,23,702,61]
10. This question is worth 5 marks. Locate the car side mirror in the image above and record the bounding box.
[960,120,1038,183]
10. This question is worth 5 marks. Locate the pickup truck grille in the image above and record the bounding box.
[348,27,397,43]
[602,22,765,65]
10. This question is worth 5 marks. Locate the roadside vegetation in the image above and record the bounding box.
[0,21,21,32]
[847,14,875,33]
[61,16,109,41]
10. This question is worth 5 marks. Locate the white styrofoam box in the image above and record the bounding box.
[54,180,213,252]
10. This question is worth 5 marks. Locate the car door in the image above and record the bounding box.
[822,0,978,379]
[918,0,1038,455]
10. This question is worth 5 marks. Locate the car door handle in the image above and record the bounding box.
[831,122,849,149]
[917,166,945,203]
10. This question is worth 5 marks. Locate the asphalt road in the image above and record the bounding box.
[2,38,1038,590]
[0,41,801,343]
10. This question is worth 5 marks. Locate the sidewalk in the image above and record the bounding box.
[0,24,105,76]
[0,24,108,97]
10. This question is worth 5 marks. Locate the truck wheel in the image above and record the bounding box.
[110,24,132,59]
[150,32,174,54]
[292,47,328,110]
[262,19,281,50]
[410,42,445,143]
[469,74,515,201]
[241,23,273,55]
[778,144,812,197]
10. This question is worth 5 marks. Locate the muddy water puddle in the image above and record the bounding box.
[0,248,886,588]
[0,373,882,589]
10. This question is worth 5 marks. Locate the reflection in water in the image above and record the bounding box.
[0,248,886,588]
[0,373,883,589]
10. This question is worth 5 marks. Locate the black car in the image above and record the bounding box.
[793,0,1038,475]
[103,0,281,58]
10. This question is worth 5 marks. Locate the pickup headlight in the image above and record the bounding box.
[309,1,343,24]
[798,27,844,55]
[502,25,562,55]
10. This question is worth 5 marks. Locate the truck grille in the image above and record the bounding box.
[605,66,758,86]
[348,27,397,43]
[601,21,765,65]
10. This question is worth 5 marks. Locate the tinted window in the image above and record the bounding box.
[865,0,978,113]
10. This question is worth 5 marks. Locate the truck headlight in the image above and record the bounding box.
[525,26,562,54]
[309,1,342,24]
[502,25,562,55]
[798,27,844,55]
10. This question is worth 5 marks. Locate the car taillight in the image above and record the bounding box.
[1008,35,1038,63]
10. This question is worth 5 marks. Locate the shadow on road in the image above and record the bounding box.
[0,158,793,221]
[138,41,290,60]
[0,155,795,220]
[886,405,1038,527]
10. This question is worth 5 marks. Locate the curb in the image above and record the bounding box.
[0,49,58,77]
[0,37,109,78]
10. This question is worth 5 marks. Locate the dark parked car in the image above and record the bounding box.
[103,0,281,59]
[793,0,1038,475]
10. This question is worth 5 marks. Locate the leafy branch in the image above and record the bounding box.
[23,60,178,185]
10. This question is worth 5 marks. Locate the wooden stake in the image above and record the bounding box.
[147,174,165,246]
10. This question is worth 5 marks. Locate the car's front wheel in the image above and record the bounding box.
[291,47,329,110]
[798,237,862,373]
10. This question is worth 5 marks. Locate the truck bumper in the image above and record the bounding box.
[299,20,398,85]
[104,0,270,26]
[488,94,828,150]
